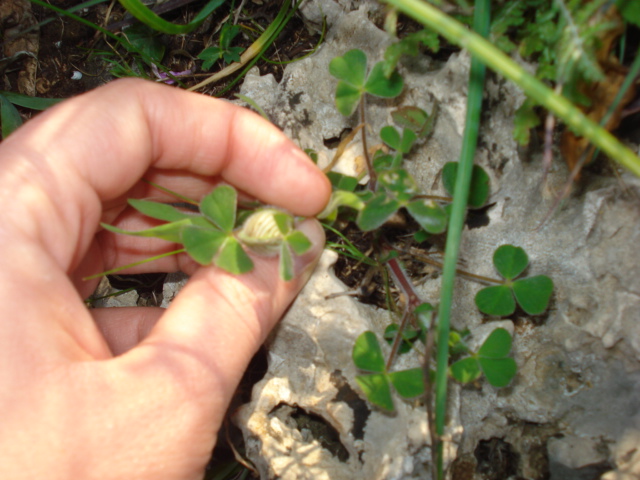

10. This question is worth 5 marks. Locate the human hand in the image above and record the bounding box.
[0,79,330,479]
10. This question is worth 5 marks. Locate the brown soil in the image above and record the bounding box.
[1,0,321,106]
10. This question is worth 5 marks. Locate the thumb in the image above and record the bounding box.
[65,222,325,480]
[123,217,325,414]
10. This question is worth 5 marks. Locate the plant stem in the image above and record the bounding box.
[360,97,377,190]
[392,246,503,285]
[382,0,640,178]
[413,194,453,203]
[430,0,489,476]
[385,257,425,368]
[422,308,438,480]
[82,249,186,280]
[386,257,423,311]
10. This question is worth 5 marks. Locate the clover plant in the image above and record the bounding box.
[449,327,517,387]
[441,162,490,209]
[25,0,638,478]
[391,104,439,140]
[101,184,312,282]
[353,330,425,411]
[384,322,424,355]
[198,23,244,69]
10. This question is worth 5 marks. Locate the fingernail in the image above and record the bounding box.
[293,218,325,281]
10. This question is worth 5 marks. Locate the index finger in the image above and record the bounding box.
[0,78,330,269]
[13,78,330,212]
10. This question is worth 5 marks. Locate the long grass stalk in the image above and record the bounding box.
[431,0,489,477]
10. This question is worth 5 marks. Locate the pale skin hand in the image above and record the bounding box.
[0,79,331,479]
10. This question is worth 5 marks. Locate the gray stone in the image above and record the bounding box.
[160,272,189,308]
[91,277,139,308]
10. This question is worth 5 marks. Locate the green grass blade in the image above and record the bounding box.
[128,199,195,222]
[322,223,378,267]
[82,248,185,279]
[430,0,490,477]
[260,15,326,66]
[235,94,271,121]
[383,0,640,178]
[143,180,198,205]
[0,94,23,138]
[117,0,224,34]
[0,91,63,110]
[100,221,184,243]
[215,0,302,96]
[591,44,640,159]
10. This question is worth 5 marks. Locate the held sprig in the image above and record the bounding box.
[98,184,312,282]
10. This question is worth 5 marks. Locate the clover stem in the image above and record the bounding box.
[385,254,439,477]
[412,194,453,203]
[386,256,423,312]
[385,304,411,372]
[422,308,438,480]
[393,247,503,285]
[385,256,425,370]
[360,97,377,190]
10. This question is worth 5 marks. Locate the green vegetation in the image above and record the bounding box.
[95,40,558,477]
[100,185,312,282]
[198,23,244,68]
[353,330,425,411]
[7,0,640,478]
[385,0,640,177]
[0,91,62,138]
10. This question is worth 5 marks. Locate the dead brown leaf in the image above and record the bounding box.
[560,5,636,173]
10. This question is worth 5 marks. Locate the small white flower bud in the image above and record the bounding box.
[237,208,293,256]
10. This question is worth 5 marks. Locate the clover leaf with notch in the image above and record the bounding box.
[475,245,554,316]
[329,49,404,117]
[449,327,517,388]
